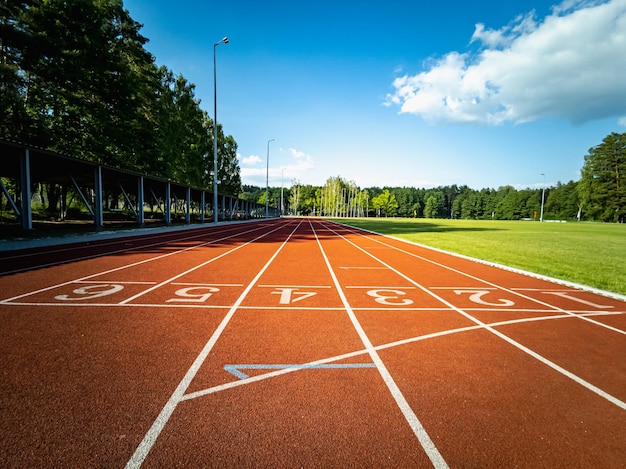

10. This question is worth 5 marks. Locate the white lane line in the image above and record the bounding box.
[0,223,273,304]
[171,282,244,287]
[0,223,271,276]
[124,220,302,468]
[257,284,331,288]
[325,222,626,411]
[75,280,157,285]
[119,224,288,304]
[310,220,449,469]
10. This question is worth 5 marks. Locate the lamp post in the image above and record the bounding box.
[280,167,285,216]
[266,138,274,218]
[539,173,546,222]
[213,36,228,223]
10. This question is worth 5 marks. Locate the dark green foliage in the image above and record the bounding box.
[1,0,241,195]
[580,132,626,222]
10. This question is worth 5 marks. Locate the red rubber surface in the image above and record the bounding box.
[1,218,624,467]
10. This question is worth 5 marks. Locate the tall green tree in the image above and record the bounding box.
[423,190,445,218]
[580,132,626,222]
[371,189,398,217]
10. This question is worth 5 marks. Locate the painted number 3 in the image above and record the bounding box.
[367,289,414,306]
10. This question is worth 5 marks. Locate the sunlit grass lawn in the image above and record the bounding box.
[330,218,626,296]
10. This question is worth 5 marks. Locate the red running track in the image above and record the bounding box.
[0,218,625,468]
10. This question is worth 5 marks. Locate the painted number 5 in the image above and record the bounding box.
[55,284,124,301]
[367,289,414,306]
[166,286,220,303]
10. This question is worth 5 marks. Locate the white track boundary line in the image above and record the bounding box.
[124,220,302,468]
[324,222,626,411]
[310,220,449,469]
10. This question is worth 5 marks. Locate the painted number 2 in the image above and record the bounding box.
[454,289,515,307]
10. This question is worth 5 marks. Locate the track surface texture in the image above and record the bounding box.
[1,218,625,468]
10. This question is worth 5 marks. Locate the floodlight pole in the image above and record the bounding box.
[213,36,228,223]
[266,138,274,218]
[539,173,546,222]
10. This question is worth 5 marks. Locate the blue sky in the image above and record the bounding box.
[123,0,626,190]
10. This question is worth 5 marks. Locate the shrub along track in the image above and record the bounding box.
[0,218,624,467]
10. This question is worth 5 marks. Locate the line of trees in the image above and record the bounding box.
[1,0,241,196]
[243,131,625,222]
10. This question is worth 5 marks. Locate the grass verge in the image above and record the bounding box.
[330,218,626,296]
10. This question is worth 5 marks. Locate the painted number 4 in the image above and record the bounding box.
[271,288,317,304]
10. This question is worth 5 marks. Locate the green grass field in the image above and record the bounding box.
[331,218,626,296]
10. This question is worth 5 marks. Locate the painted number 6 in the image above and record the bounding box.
[55,284,124,301]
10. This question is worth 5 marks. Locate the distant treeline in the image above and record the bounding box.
[244,131,625,223]
[242,180,578,221]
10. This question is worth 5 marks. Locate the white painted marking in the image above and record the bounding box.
[454,289,515,307]
[76,280,157,285]
[55,284,124,301]
[326,223,626,410]
[310,221,449,469]
[1,224,271,304]
[125,221,302,468]
[339,224,626,334]
[270,287,318,304]
[166,286,220,303]
[182,310,623,402]
[171,282,243,287]
[543,291,614,309]
[367,289,414,306]
[258,284,331,289]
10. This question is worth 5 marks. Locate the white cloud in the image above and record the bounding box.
[240,147,315,186]
[619,116,626,127]
[238,153,262,165]
[387,0,626,125]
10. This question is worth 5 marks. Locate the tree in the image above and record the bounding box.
[580,132,626,222]
[0,0,242,206]
[423,191,445,218]
[371,189,398,217]
[547,181,577,220]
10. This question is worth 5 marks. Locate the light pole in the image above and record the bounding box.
[280,167,285,216]
[539,173,546,222]
[266,138,274,218]
[213,36,228,223]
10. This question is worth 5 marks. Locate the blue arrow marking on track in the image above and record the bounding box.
[224,363,376,380]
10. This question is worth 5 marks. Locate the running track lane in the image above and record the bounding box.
[0,218,624,467]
